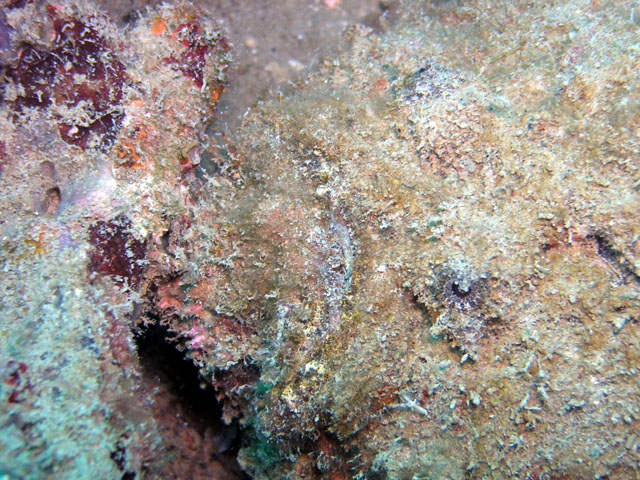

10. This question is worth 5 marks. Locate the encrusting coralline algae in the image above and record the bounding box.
[0,0,639,479]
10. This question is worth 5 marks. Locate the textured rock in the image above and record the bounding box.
[225,1,640,478]
[0,1,237,478]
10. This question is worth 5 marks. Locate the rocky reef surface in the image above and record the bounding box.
[0,1,239,478]
[0,0,639,479]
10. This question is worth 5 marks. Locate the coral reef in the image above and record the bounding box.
[1,0,639,479]
[0,1,238,478]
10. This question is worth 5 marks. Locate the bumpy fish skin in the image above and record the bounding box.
[229,2,640,478]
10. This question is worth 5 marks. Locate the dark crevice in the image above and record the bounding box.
[589,233,640,284]
[110,435,136,480]
[135,323,222,432]
[134,321,249,480]
[590,233,621,263]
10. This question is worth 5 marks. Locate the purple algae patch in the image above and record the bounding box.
[163,23,211,89]
[88,215,147,287]
[0,7,127,152]
[0,140,7,176]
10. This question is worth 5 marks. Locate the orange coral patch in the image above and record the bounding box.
[151,17,166,36]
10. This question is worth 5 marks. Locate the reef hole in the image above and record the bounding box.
[134,321,249,480]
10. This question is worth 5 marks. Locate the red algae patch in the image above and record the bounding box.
[1,6,127,151]
[88,215,147,287]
